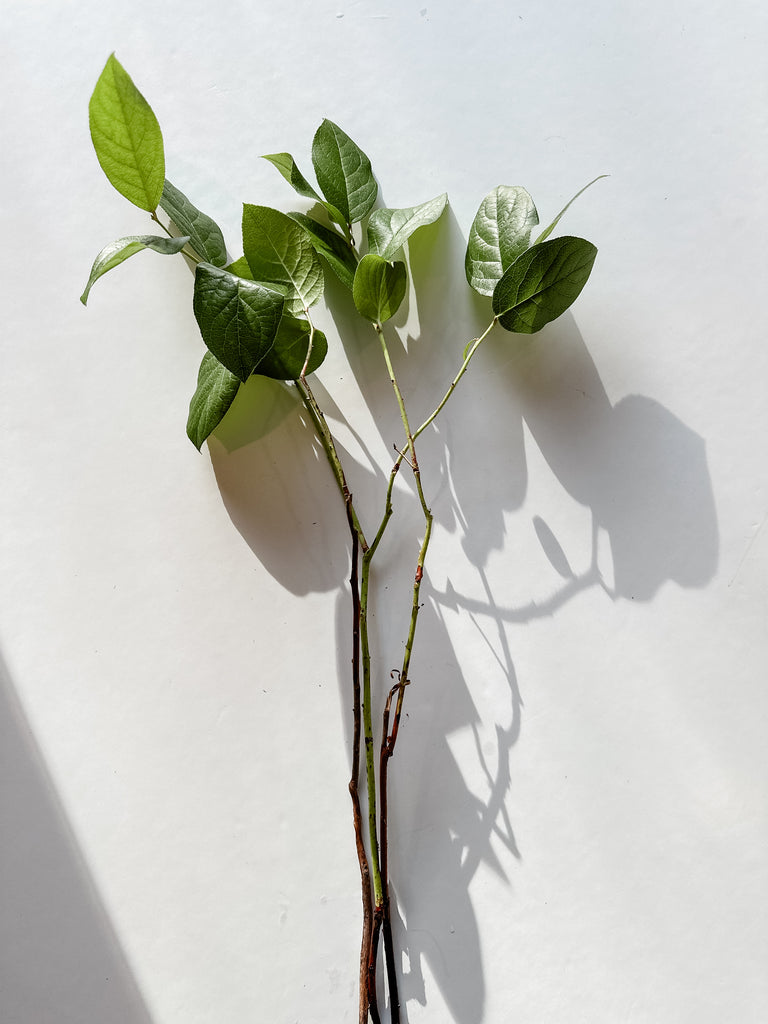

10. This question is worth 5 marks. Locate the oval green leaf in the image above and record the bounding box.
[80,234,190,305]
[311,120,377,226]
[159,180,227,267]
[465,186,539,296]
[193,263,285,381]
[187,351,241,450]
[89,54,165,211]
[287,212,358,291]
[492,236,597,334]
[257,315,328,380]
[242,205,324,315]
[353,255,407,323]
[367,193,448,260]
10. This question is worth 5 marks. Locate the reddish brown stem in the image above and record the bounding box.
[368,908,382,1024]
[377,679,406,1023]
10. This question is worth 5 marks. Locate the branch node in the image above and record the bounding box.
[393,443,416,471]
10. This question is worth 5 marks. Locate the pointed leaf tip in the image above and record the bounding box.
[80,234,189,305]
[187,352,241,449]
[534,175,609,245]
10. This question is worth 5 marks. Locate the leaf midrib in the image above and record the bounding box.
[108,62,157,207]
[504,249,592,310]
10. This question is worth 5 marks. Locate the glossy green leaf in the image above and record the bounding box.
[88,54,165,211]
[193,263,285,381]
[159,180,227,266]
[80,234,189,305]
[465,186,539,296]
[353,255,407,323]
[367,193,448,260]
[311,120,377,226]
[242,205,324,315]
[533,175,609,245]
[492,236,597,334]
[257,315,328,380]
[186,351,241,450]
[287,212,357,290]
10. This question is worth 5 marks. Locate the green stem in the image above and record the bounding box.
[299,307,316,383]
[360,548,383,907]
[150,210,203,266]
[295,376,384,996]
[413,316,498,442]
[295,379,367,543]
[298,380,380,887]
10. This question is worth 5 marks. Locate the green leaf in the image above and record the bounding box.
[533,175,609,245]
[261,152,346,227]
[88,54,165,211]
[492,236,597,334]
[186,351,241,450]
[257,315,328,380]
[80,234,189,305]
[193,263,285,381]
[465,186,539,296]
[352,255,407,323]
[367,193,448,260]
[225,256,253,279]
[159,179,228,266]
[242,205,324,315]
[262,152,322,202]
[311,120,378,226]
[287,212,357,290]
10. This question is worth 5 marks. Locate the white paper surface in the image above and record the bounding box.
[1,2,766,1022]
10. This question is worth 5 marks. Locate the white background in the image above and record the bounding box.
[1,2,766,1022]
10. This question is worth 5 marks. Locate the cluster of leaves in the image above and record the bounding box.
[83,53,600,451]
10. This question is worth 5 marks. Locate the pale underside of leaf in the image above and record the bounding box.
[159,179,227,266]
[367,193,448,260]
[492,236,597,334]
[80,234,189,304]
[88,53,165,211]
[465,186,539,296]
[242,205,324,315]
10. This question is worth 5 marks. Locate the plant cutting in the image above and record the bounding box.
[82,52,602,1023]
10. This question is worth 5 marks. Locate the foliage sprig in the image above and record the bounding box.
[83,51,602,1023]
